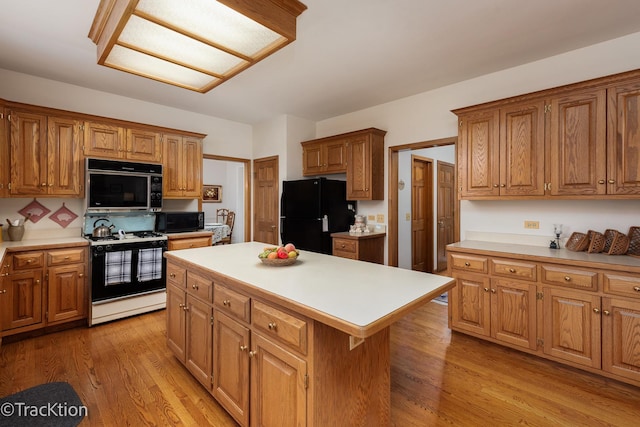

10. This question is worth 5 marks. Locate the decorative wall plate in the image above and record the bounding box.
[18,199,50,223]
[49,203,78,228]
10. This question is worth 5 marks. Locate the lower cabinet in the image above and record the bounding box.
[448,247,640,387]
[0,246,87,338]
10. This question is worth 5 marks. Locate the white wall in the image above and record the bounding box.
[315,31,640,262]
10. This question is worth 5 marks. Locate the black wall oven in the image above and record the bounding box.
[90,236,167,303]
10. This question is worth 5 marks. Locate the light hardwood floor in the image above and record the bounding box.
[1,302,639,426]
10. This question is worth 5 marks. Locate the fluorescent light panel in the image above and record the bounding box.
[89,0,307,92]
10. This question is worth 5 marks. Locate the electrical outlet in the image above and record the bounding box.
[367,215,376,222]
[524,220,540,229]
[405,213,411,221]
[376,214,385,223]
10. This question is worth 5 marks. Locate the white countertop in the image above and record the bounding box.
[448,240,640,269]
[0,236,89,260]
[165,242,454,336]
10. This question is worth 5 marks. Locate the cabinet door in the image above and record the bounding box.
[457,110,500,197]
[490,278,537,350]
[607,79,640,195]
[1,269,43,331]
[186,295,212,389]
[250,332,307,427]
[601,297,640,383]
[542,287,601,368]
[346,135,372,199]
[47,117,83,197]
[9,110,48,196]
[548,89,607,196]
[449,272,491,337]
[83,121,124,159]
[47,264,86,324]
[302,141,323,176]
[499,100,545,196]
[213,311,250,426]
[162,134,183,197]
[181,137,202,198]
[166,284,186,362]
[324,139,347,173]
[126,128,161,163]
[0,109,8,197]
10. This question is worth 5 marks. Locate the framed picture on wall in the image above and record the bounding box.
[203,185,222,203]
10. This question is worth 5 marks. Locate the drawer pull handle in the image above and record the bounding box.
[78,273,84,278]
[192,284,199,290]
[464,262,470,267]
[268,322,277,330]
[341,244,346,248]
[0,289,6,294]
[27,259,33,263]
[170,273,176,278]
[64,256,70,260]
[484,287,489,292]
[593,308,600,314]
[634,286,640,292]
[179,303,184,308]
[249,351,256,358]
[603,310,610,316]
[508,268,516,273]
[240,345,248,352]
[564,276,571,282]
[490,289,496,294]
[223,299,230,306]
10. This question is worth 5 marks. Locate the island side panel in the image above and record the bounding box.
[312,322,390,426]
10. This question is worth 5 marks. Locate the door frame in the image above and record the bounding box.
[388,136,458,267]
[201,154,252,242]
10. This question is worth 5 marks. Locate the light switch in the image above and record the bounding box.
[405,213,411,221]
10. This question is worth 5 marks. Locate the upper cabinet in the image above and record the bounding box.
[83,121,162,163]
[8,108,83,197]
[163,134,203,199]
[454,69,640,200]
[301,128,386,200]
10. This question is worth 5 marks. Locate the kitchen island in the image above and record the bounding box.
[164,241,454,427]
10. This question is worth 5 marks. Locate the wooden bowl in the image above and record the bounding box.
[259,255,298,266]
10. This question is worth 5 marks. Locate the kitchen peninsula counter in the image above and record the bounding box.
[164,241,454,426]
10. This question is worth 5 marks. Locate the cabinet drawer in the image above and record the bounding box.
[603,273,640,299]
[167,263,186,288]
[187,271,213,302]
[252,300,308,354]
[450,253,488,273]
[48,248,86,266]
[168,237,211,251]
[491,258,537,281]
[541,265,599,291]
[12,252,45,270]
[333,238,357,254]
[214,283,250,323]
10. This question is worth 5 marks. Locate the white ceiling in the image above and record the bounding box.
[2,0,640,125]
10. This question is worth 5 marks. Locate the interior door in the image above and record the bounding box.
[253,156,279,245]
[411,155,433,272]
[436,161,455,272]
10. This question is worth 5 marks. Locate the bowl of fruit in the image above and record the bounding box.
[258,243,299,266]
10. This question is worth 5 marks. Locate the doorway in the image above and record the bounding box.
[388,136,458,268]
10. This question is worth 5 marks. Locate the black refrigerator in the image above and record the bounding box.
[280,178,356,254]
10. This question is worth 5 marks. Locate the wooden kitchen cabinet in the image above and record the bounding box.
[163,134,203,198]
[0,267,44,332]
[331,231,386,264]
[447,242,640,387]
[83,120,125,159]
[301,128,386,200]
[46,247,87,324]
[185,293,213,389]
[8,110,83,197]
[166,283,186,362]
[125,128,162,163]
[166,232,213,251]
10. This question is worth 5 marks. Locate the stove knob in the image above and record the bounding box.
[105,244,113,251]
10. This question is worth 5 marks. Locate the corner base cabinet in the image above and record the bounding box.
[165,242,454,426]
[447,241,640,387]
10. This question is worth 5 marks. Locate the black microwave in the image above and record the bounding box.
[155,212,204,233]
[86,158,163,212]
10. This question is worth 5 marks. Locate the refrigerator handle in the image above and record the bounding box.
[322,215,328,232]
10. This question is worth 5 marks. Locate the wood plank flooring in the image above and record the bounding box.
[1,302,639,426]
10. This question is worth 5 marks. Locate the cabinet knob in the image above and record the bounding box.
[41,183,47,187]
[603,310,610,316]
[35,279,40,284]
[564,276,571,282]
[170,273,176,278]
[483,287,489,292]
[183,306,189,311]
[192,284,199,290]
[598,179,605,184]
[493,184,499,188]
[223,299,230,306]
[0,289,6,294]
[633,286,640,292]
[490,289,496,294]
[500,184,506,188]
[249,351,256,358]
[593,308,600,314]
[268,322,277,330]
[27,259,33,264]
[608,179,615,184]
[78,273,84,278]
[508,268,516,273]
[341,244,346,248]
[240,345,248,352]
[464,262,470,267]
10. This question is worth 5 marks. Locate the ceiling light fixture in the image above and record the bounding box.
[88,0,307,93]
